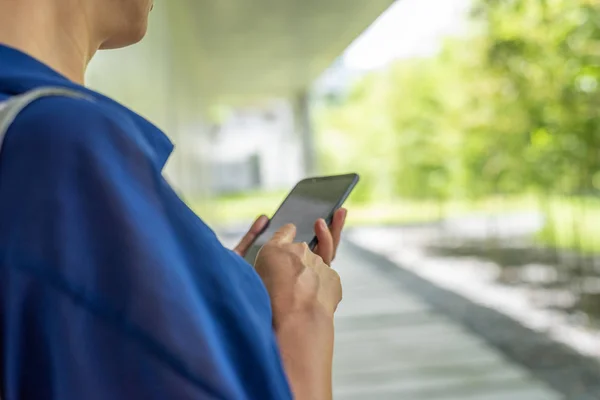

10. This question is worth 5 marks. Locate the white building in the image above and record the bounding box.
[197,101,304,194]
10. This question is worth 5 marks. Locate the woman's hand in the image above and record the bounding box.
[234,208,348,265]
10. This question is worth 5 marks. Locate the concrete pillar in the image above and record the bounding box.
[294,91,317,177]
[162,3,210,202]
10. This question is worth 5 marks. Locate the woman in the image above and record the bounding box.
[0,0,345,399]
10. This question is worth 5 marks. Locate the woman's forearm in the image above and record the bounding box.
[276,311,335,400]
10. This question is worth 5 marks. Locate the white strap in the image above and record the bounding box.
[0,87,91,154]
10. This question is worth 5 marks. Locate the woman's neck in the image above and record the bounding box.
[0,0,99,84]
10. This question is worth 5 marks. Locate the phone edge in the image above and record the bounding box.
[308,173,360,250]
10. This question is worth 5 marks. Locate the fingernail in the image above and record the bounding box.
[319,219,327,229]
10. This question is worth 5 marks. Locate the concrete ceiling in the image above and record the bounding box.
[172,0,396,104]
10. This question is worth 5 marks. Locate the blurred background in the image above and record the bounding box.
[87,0,600,398]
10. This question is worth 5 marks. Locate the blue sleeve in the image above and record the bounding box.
[0,97,292,400]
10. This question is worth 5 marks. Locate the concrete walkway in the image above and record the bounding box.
[217,231,561,399]
[332,242,562,400]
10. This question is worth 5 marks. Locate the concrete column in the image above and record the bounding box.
[162,3,210,201]
[294,91,317,177]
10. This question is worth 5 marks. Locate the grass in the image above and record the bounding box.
[536,197,600,254]
[188,191,539,227]
[188,192,600,254]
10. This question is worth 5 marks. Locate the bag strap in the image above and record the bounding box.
[0,86,90,400]
[0,87,91,154]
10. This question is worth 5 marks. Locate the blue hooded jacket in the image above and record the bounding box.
[0,44,292,400]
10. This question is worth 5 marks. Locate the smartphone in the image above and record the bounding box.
[243,173,359,265]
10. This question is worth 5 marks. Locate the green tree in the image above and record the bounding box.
[317,0,600,217]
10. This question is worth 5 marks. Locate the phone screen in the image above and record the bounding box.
[244,174,358,264]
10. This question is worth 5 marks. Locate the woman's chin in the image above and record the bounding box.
[100,28,148,50]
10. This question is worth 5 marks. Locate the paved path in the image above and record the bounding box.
[217,232,561,399]
[332,242,562,400]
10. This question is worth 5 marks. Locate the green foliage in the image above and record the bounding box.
[316,0,600,251]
